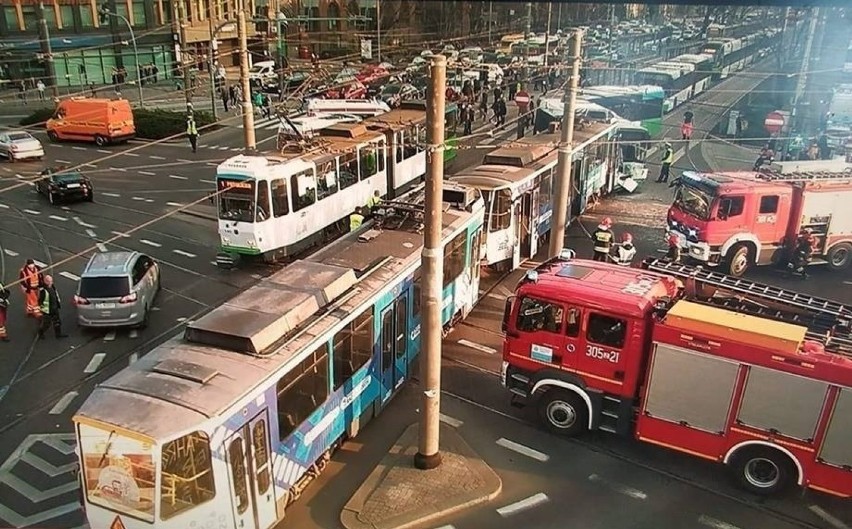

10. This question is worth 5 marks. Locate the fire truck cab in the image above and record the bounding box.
[502,254,852,497]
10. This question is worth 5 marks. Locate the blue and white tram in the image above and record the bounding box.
[73,182,485,529]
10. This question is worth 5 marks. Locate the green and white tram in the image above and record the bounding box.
[73,182,484,529]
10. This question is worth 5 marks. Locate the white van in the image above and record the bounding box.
[248,60,277,83]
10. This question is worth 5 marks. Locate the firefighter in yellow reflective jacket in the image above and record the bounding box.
[349,207,364,232]
[38,275,67,340]
[656,141,674,183]
[592,217,614,262]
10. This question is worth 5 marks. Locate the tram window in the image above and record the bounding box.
[539,170,553,209]
[256,180,270,221]
[252,420,271,495]
[377,138,385,172]
[360,144,378,179]
[317,162,339,200]
[489,189,512,232]
[339,153,359,190]
[227,438,249,515]
[276,346,330,440]
[417,126,427,153]
[586,313,626,348]
[402,127,419,159]
[395,131,404,163]
[160,431,216,520]
[332,309,374,390]
[290,169,317,212]
[413,272,422,317]
[442,231,468,288]
[270,178,289,217]
[516,297,564,333]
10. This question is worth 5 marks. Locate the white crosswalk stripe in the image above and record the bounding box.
[241,116,281,131]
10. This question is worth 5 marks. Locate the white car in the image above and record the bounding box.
[0,130,44,162]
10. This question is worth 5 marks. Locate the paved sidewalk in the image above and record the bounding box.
[340,423,501,529]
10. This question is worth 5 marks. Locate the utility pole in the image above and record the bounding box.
[237,1,256,150]
[175,0,192,113]
[376,0,381,62]
[544,3,552,69]
[792,7,819,134]
[548,30,583,259]
[37,1,59,99]
[488,1,493,45]
[207,0,218,121]
[524,2,532,82]
[414,53,446,472]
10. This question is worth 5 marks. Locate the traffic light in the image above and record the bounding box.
[98,5,109,24]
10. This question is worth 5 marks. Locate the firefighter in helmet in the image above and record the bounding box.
[612,232,637,266]
[790,228,816,279]
[665,233,682,263]
[592,217,614,262]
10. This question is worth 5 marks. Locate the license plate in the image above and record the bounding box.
[66,183,81,188]
[96,303,116,309]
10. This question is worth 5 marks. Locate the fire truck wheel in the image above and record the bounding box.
[827,243,852,271]
[538,389,587,437]
[731,447,795,496]
[726,244,752,277]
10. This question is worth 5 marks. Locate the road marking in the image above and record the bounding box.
[211,260,218,266]
[55,159,72,163]
[23,209,40,215]
[97,149,111,154]
[166,201,183,207]
[698,515,742,529]
[122,152,140,157]
[101,192,120,197]
[200,179,216,184]
[219,146,231,150]
[809,506,850,529]
[145,198,154,203]
[129,352,138,365]
[458,339,496,354]
[432,526,455,529]
[59,271,80,281]
[97,243,108,252]
[83,353,106,374]
[72,216,96,228]
[132,196,145,201]
[48,391,78,415]
[33,259,47,267]
[206,162,218,166]
[149,155,166,160]
[15,173,24,178]
[173,249,196,258]
[3,249,19,256]
[496,493,549,517]
[178,158,192,163]
[129,329,138,339]
[139,170,156,176]
[587,474,647,500]
[439,413,464,428]
[103,331,116,342]
[71,146,87,151]
[496,438,549,462]
[48,215,68,222]
[85,229,97,238]
[169,174,188,180]
[844,281,852,286]
[111,230,130,238]
[208,145,220,149]
[177,317,187,322]
[84,163,97,168]
[140,239,162,247]
[110,167,128,172]
[0,203,8,208]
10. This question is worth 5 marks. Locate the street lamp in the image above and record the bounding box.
[276,12,288,96]
[98,5,143,104]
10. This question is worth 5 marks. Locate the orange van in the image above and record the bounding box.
[46,98,135,146]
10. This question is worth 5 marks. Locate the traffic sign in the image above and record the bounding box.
[764,111,785,135]
[514,90,530,106]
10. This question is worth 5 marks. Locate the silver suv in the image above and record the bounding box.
[74,251,160,328]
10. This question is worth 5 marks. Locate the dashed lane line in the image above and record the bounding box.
[48,215,68,222]
[139,171,156,176]
[177,158,192,163]
[85,229,97,238]
[129,329,138,339]
[72,216,96,228]
[33,259,47,268]
[0,203,8,209]
[48,391,78,414]
[83,353,106,374]
[168,174,188,180]
[200,179,216,184]
[3,249,19,257]
[103,331,116,342]
[111,231,130,238]
[439,413,464,428]
[110,167,128,172]
[809,506,850,529]
[496,493,549,517]
[166,202,183,207]
[96,149,111,154]
[101,192,121,197]
[59,271,80,281]
[23,209,40,215]
[122,152,140,157]
[96,243,108,252]
[698,515,742,529]
[587,474,647,500]
[458,339,496,354]
[206,162,218,166]
[140,239,162,248]
[496,438,549,462]
[71,146,87,151]
[173,249,196,258]
[149,155,166,160]
[55,159,72,164]
[132,196,145,201]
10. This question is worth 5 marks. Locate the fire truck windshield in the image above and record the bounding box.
[673,183,712,220]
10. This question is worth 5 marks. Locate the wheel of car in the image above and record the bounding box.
[94,135,107,147]
[48,191,55,205]
[85,191,94,203]
[47,131,58,143]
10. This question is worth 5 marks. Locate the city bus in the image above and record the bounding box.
[580,85,666,136]
[499,33,526,54]
[669,54,715,97]
[634,63,695,111]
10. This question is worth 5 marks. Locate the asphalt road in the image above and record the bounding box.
[0,135,267,528]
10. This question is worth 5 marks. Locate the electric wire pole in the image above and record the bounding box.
[175,0,192,112]
[414,54,446,472]
[37,1,59,99]
[548,30,583,259]
[238,1,257,150]
[544,3,552,69]
[207,0,218,121]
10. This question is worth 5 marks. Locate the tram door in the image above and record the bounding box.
[225,411,277,529]
[379,294,408,403]
[512,198,522,271]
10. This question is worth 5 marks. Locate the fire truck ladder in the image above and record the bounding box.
[641,258,852,356]
[758,168,852,181]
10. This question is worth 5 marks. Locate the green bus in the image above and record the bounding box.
[580,85,666,137]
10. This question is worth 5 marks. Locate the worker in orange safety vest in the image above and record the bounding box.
[19,259,43,318]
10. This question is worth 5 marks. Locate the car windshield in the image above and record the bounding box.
[673,183,713,220]
[51,171,84,183]
[9,132,32,141]
[217,177,256,222]
[79,276,130,298]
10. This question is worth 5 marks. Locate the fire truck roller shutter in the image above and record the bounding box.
[723,441,804,495]
[531,376,595,436]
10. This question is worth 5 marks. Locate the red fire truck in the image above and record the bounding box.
[666,162,852,277]
[501,255,852,497]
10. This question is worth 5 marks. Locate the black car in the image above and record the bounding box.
[36,167,93,205]
[257,71,310,95]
